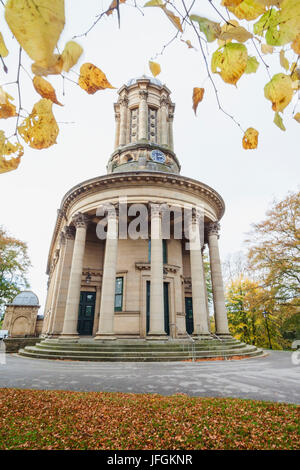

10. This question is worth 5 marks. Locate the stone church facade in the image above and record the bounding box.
[40,76,230,342]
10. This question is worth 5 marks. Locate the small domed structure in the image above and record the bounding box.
[126,75,163,87]
[12,290,39,306]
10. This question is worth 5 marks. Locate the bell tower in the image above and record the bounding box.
[107,75,181,174]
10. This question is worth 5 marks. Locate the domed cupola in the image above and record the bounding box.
[107,75,180,174]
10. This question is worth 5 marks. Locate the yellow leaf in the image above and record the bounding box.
[218,24,253,43]
[5,0,65,65]
[0,87,16,119]
[291,34,300,54]
[31,55,63,76]
[145,1,183,32]
[279,50,289,71]
[261,43,274,54]
[106,0,126,16]
[0,32,9,57]
[61,41,83,72]
[274,111,286,130]
[78,63,115,95]
[225,0,266,20]
[218,20,239,46]
[222,0,243,6]
[0,131,23,174]
[242,127,259,149]
[245,56,260,73]
[181,39,194,49]
[33,76,63,106]
[144,0,164,5]
[18,98,59,149]
[190,15,221,42]
[293,113,300,123]
[149,61,161,77]
[264,73,293,111]
[192,88,204,115]
[211,43,248,85]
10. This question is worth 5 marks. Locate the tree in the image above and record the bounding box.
[0,226,31,315]
[0,0,300,175]
[246,190,300,308]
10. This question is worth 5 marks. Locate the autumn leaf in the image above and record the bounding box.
[181,39,194,48]
[61,41,83,72]
[18,98,59,149]
[5,0,65,65]
[144,1,183,32]
[279,50,289,71]
[192,88,204,115]
[0,32,9,57]
[0,130,23,174]
[264,73,293,111]
[291,34,300,54]
[218,23,253,43]
[31,55,64,76]
[33,76,63,106]
[257,0,300,46]
[225,0,266,21]
[106,0,127,16]
[222,0,243,6]
[0,87,16,119]
[190,15,221,42]
[149,61,161,77]
[293,113,300,123]
[242,127,259,149]
[78,63,115,94]
[261,43,274,54]
[274,111,286,130]
[211,43,248,85]
[245,56,260,73]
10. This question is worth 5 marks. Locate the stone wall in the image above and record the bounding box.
[4,337,41,353]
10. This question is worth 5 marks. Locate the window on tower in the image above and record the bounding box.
[130,108,139,143]
[148,108,158,143]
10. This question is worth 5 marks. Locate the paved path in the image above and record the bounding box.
[0,351,299,404]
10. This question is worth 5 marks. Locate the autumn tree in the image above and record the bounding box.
[0,0,300,174]
[0,226,31,316]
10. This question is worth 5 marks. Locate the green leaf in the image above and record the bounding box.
[245,56,260,73]
[274,111,286,130]
[190,15,221,42]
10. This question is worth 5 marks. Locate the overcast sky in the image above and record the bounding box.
[0,1,299,310]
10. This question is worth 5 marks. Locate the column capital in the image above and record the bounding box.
[119,96,129,107]
[208,221,220,238]
[59,231,66,246]
[168,112,174,120]
[115,112,120,120]
[139,90,148,100]
[160,96,169,107]
[72,212,90,229]
[149,202,162,218]
[64,225,76,240]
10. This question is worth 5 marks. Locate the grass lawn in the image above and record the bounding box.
[0,388,299,450]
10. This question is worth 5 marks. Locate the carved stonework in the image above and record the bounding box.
[168,113,174,120]
[115,112,120,120]
[139,90,148,100]
[59,231,66,246]
[119,96,129,107]
[208,221,220,237]
[72,212,90,229]
[135,262,180,273]
[64,225,75,240]
[183,277,192,292]
[160,96,169,107]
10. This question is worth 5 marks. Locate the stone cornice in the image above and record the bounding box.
[46,171,225,274]
[135,262,181,274]
[109,142,181,170]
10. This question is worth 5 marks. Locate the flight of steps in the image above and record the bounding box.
[18,337,264,362]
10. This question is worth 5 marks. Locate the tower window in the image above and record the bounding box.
[130,108,139,143]
[148,108,157,143]
[114,277,123,311]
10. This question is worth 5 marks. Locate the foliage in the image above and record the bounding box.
[0,226,31,314]
[0,0,300,173]
[0,389,299,449]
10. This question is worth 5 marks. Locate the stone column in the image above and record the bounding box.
[46,238,66,335]
[168,112,174,151]
[119,96,128,146]
[49,226,75,335]
[95,208,118,340]
[160,96,169,147]
[114,112,120,149]
[208,222,230,336]
[138,90,148,141]
[148,204,166,338]
[60,213,89,339]
[188,211,210,337]
[201,246,211,332]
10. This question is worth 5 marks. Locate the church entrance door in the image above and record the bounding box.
[185,297,193,335]
[77,292,96,335]
[146,281,170,335]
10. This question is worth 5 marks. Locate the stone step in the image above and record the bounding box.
[39,340,240,350]
[18,347,264,362]
[34,343,244,352]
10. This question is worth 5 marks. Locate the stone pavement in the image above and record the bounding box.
[0,350,299,404]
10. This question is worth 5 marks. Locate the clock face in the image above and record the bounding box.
[151,149,166,163]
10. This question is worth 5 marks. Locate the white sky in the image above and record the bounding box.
[0,1,299,311]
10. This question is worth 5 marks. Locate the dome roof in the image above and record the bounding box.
[12,290,39,306]
[126,75,163,87]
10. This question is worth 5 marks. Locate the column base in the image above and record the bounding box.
[215,333,232,339]
[192,333,213,340]
[58,334,80,340]
[94,334,116,341]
